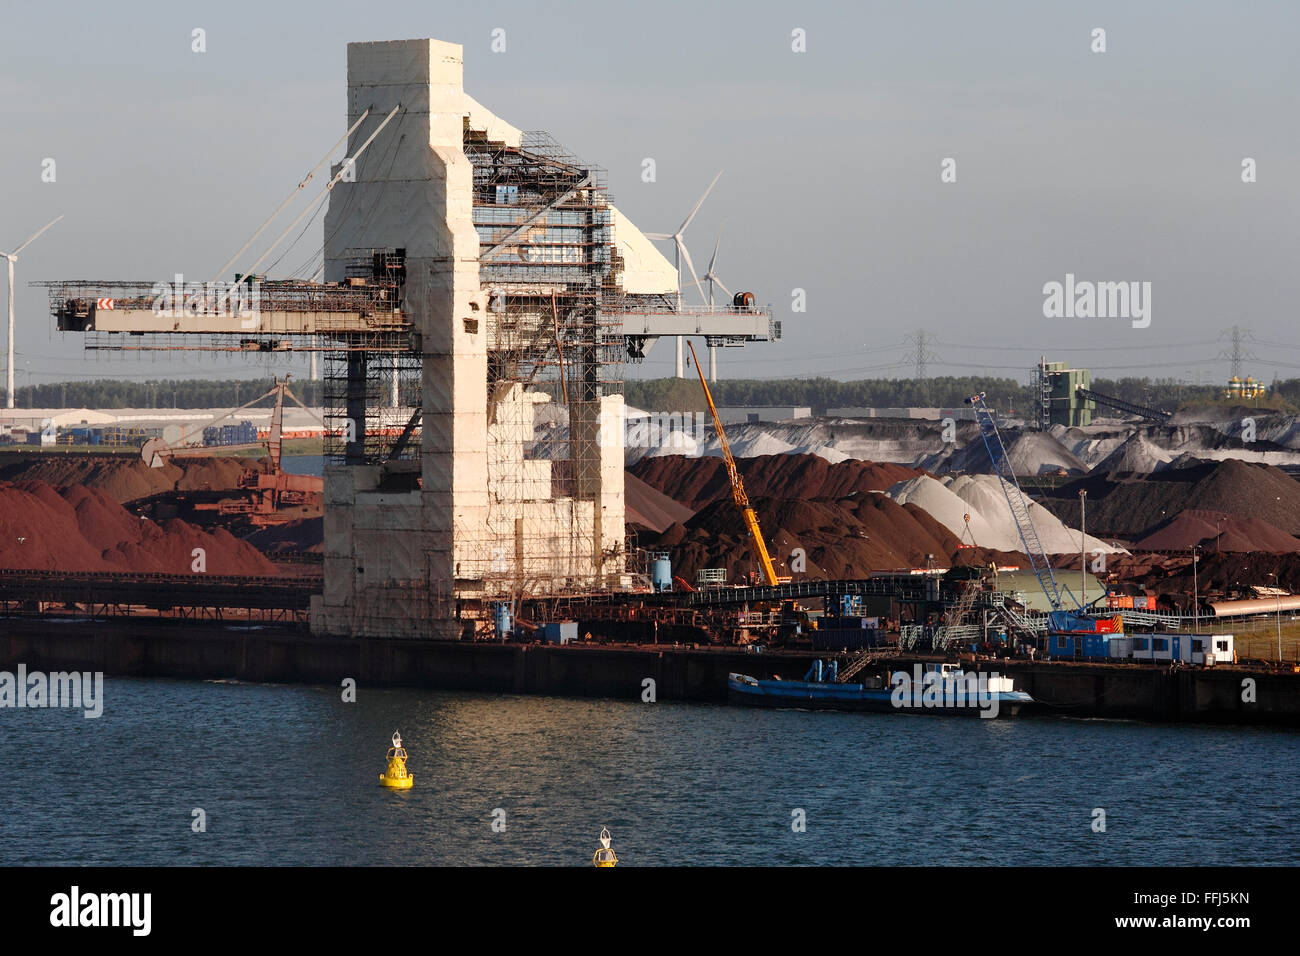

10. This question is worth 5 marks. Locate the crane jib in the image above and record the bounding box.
[688,340,779,587]
[967,394,1073,612]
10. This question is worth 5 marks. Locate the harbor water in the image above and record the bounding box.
[281,454,324,477]
[1,677,1295,866]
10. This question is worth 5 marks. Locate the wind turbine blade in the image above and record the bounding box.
[10,214,64,257]
[714,277,732,298]
[678,169,723,235]
[643,232,672,241]
[708,223,724,273]
[678,239,703,301]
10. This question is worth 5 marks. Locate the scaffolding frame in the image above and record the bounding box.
[461,130,629,599]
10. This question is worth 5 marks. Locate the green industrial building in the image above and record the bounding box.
[1036,360,1095,429]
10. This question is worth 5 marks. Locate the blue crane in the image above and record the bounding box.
[964,392,1080,618]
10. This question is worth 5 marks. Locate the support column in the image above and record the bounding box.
[345,350,367,464]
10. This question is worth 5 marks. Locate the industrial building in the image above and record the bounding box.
[43,37,779,641]
[826,406,978,421]
[1033,358,1172,427]
[716,406,811,424]
[1034,360,1094,428]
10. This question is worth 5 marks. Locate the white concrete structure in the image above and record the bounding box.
[311,38,637,639]
[716,406,812,425]
[828,407,978,421]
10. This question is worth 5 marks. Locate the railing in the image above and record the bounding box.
[614,305,770,318]
[992,602,1050,633]
[836,647,878,682]
[900,624,986,650]
[0,568,319,611]
[1116,609,1188,628]
[680,578,931,607]
[933,625,984,649]
[42,279,404,318]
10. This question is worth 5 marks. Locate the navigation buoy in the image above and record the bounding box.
[379,731,413,789]
[592,827,618,867]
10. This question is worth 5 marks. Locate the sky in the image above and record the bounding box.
[2,0,1298,389]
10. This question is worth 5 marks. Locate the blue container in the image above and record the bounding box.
[651,553,672,593]
[492,602,512,638]
[204,420,258,447]
[539,621,579,644]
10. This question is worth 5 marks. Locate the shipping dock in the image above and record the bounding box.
[4,614,1300,725]
[4,36,1299,732]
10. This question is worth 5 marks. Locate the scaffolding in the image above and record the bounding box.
[321,336,422,466]
[462,130,630,598]
[315,249,421,465]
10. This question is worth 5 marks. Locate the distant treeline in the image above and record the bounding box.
[622,376,1287,415]
[8,379,324,410]
[7,374,1294,415]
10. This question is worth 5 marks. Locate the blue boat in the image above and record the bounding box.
[728,660,1033,718]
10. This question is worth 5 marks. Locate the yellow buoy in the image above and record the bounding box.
[593,826,618,867]
[379,731,414,790]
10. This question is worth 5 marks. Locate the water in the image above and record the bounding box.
[281,454,324,477]
[1,677,1295,866]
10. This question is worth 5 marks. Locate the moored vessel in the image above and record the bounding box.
[728,660,1033,718]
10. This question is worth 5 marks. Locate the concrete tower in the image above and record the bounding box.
[312,39,632,639]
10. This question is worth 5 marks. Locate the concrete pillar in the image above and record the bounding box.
[312,37,627,635]
[316,38,487,639]
[345,350,366,464]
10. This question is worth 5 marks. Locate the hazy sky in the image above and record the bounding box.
[2,0,1297,388]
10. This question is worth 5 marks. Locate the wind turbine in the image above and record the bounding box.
[645,170,722,378]
[4,215,63,409]
[695,224,732,307]
[692,225,732,382]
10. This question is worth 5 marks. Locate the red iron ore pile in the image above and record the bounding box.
[0,481,280,574]
[629,454,923,511]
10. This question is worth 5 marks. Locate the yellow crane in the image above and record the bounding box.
[687,340,780,587]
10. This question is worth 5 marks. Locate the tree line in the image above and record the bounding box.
[7,379,325,410]
[4,374,1292,416]
[622,375,1282,415]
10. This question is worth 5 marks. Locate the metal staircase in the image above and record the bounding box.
[836,648,877,683]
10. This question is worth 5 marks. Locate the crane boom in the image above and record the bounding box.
[688,341,779,587]
[143,376,296,470]
[965,391,1075,612]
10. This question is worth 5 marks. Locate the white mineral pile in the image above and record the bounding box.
[632,422,851,465]
[1047,424,1130,470]
[923,429,1087,476]
[887,474,1127,555]
[1001,431,1088,475]
[619,406,1300,473]
[1090,432,1178,473]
